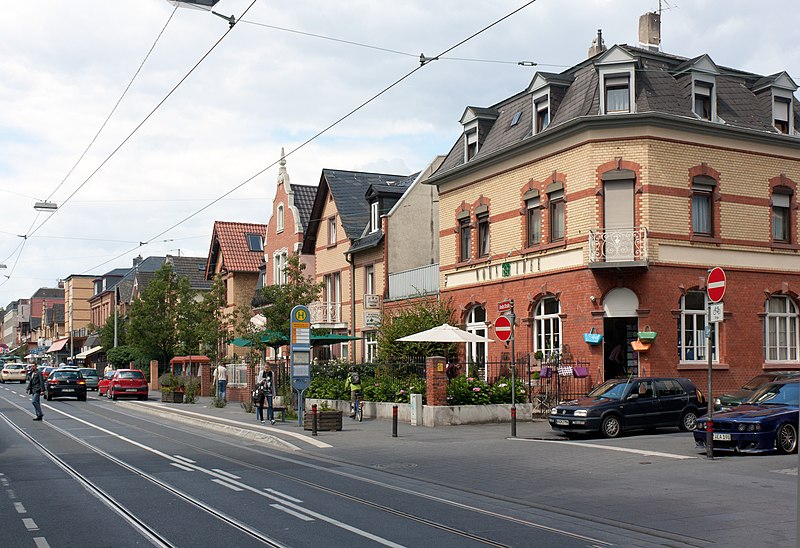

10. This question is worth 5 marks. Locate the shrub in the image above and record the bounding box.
[211,396,227,408]
[488,376,528,404]
[446,376,491,405]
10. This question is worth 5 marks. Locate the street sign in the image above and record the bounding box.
[497,300,512,313]
[495,315,512,342]
[706,267,726,303]
[709,302,724,323]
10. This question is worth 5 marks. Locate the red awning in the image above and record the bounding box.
[46,338,69,353]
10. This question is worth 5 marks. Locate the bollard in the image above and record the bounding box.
[392,405,398,438]
[511,405,517,437]
[311,404,318,436]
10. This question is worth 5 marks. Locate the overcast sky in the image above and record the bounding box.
[1,0,798,307]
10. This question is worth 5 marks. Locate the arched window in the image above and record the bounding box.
[678,291,717,362]
[276,204,284,233]
[765,296,799,363]
[465,306,487,375]
[533,297,561,359]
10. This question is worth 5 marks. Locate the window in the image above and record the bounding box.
[370,201,380,233]
[693,81,713,120]
[526,196,541,247]
[276,204,284,233]
[549,189,565,241]
[328,217,337,246]
[691,178,714,236]
[477,212,490,258]
[465,306,487,376]
[459,216,471,262]
[510,111,522,127]
[229,363,248,385]
[535,98,549,133]
[678,291,717,362]
[246,233,263,252]
[465,129,478,161]
[605,76,630,113]
[774,97,791,134]
[364,265,375,295]
[772,191,791,242]
[534,297,561,359]
[765,296,799,362]
[273,251,288,285]
[364,331,378,363]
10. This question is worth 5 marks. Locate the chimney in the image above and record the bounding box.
[638,11,661,51]
[588,29,606,58]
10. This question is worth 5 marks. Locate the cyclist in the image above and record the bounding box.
[344,366,362,418]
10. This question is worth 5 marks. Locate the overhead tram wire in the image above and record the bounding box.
[80,0,541,276]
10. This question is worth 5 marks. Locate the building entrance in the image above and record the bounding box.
[603,317,639,379]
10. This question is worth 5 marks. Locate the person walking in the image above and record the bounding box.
[26,362,45,421]
[256,366,276,425]
[345,366,362,418]
[214,363,228,402]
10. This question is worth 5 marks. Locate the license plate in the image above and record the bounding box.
[556,419,569,426]
[713,433,731,441]
[63,388,74,392]
[126,388,138,392]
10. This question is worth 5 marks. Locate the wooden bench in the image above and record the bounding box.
[272,406,287,422]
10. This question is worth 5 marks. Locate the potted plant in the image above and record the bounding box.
[303,402,343,431]
[159,373,185,403]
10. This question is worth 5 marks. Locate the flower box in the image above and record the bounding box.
[303,410,342,431]
[161,390,184,403]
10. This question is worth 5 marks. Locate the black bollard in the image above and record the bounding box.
[511,405,517,437]
[392,405,398,438]
[311,404,318,436]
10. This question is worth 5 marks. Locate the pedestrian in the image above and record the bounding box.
[26,362,45,421]
[104,363,113,376]
[344,366,362,418]
[214,362,228,402]
[256,366,276,425]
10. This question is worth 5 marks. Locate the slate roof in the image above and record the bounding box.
[206,221,267,276]
[290,184,317,232]
[168,255,212,291]
[112,257,166,304]
[432,44,799,180]
[32,287,63,299]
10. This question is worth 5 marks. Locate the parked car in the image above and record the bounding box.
[44,369,87,401]
[105,369,149,401]
[715,370,800,410]
[1,363,27,383]
[40,366,55,381]
[79,368,100,391]
[549,377,705,438]
[695,379,799,454]
[98,370,115,397]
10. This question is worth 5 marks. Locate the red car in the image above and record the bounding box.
[98,370,115,397]
[104,369,149,401]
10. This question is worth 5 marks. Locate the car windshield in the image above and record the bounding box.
[80,369,98,377]
[741,374,774,391]
[53,371,81,380]
[588,380,630,400]
[745,382,799,406]
[118,371,144,380]
[5,364,23,370]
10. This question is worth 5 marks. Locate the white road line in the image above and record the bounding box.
[7,488,16,499]
[172,455,196,464]
[211,478,244,492]
[270,504,314,521]
[33,537,51,548]
[264,488,303,503]
[23,517,39,531]
[0,477,9,486]
[212,468,241,480]
[14,502,26,513]
[509,438,696,460]
[169,462,194,472]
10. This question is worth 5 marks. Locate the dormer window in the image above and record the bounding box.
[535,98,549,133]
[604,76,630,113]
[774,97,791,134]
[369,201,380,233]
[465,129,478,161]
[693,81,714,120]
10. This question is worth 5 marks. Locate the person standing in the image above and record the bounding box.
[344,366,362,418]
[26,362,45,421]
[214,363,228,402]
[256,366,276,425]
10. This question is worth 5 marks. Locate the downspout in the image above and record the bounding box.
[346,250,355,362]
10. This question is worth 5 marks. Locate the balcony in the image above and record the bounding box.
[309,301,344,327]
[588,227,648,270]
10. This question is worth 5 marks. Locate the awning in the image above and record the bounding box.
[46,338,69,353]
[74,346,103,360]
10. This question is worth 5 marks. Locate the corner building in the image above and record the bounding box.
[427,43,800,395]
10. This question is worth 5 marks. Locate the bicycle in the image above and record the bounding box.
[352,390,364,422]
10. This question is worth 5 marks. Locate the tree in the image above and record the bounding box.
[106,345,139,368]
[127,263,197,371]
[99,315,127,350]
[194,274,233,365]
[376,296,457,362]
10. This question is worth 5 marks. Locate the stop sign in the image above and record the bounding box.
[495,315,512,342]
[707,267,726,303]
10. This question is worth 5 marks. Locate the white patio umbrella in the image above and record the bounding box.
[397,323,494,343]
[250,314,267,328]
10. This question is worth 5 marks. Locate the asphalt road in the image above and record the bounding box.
[1,382,797,547]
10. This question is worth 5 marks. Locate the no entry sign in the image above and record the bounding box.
[707,267,726,303]
[495,315,512,342]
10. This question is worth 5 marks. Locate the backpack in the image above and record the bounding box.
[350,371,360,385]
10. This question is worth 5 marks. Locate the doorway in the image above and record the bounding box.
[603,317,639,379]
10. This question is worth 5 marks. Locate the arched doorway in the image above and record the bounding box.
[602,288,639,379]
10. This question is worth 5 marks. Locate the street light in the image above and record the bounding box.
[33,200,58,212]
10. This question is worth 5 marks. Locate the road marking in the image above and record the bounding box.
[212,468,241,480]
[7,488,16,499]
[270,503,314,521]
[14,502,26,513]
[23,517,39,531]
[265,488,303,503]
[211,479,244,492]
[172,455,196,464]
[169,462,194,472]
[33,538,51,548]
[0,477,9,486]
[509,438,696,460]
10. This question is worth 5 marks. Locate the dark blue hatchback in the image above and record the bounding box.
[695,379,799,454]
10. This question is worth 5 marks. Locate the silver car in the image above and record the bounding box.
[79,367,101,391]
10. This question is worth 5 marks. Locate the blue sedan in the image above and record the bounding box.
[694,379,799,454]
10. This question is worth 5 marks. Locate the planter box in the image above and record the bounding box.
[161,391,184,403]
[303,410,342,431]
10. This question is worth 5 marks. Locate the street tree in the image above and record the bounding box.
[194,274,233,365]
[377,296,457,362]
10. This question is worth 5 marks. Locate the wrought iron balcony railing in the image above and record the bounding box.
[309,301,342,324]
[588,227,648,266]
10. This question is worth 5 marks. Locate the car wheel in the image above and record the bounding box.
[679,410,698,432]
[79,395,87,402]
[776,423,798,454]
[601,415,622,438]
[111,393,118,401]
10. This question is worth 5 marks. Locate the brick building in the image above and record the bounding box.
[427,39,799,395]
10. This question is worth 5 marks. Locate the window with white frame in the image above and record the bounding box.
[765,296,799,362]
[604,75,630,113]
[772,190,792,242]
[535,97,549,133]
[276,204,284,233]
[465,129,478,161]
[364,265,375,295]
[465,306,487,375]
[476,211,490,258]
[526,195,541,247]
[693,81,714,120]
[328,217,337,245]
[273,251,288,285]
[549,189,565,241]
[533,297,561,359]
[678,291,717,362]
[773,96,791,134]
[229,363,248,385]
[364,331,378,363]
[370,201,380,233]
[324,272,341,322]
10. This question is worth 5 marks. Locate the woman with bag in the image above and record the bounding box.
[255,366,276,425]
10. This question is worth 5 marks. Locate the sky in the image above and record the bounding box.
[1,0,798,307]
